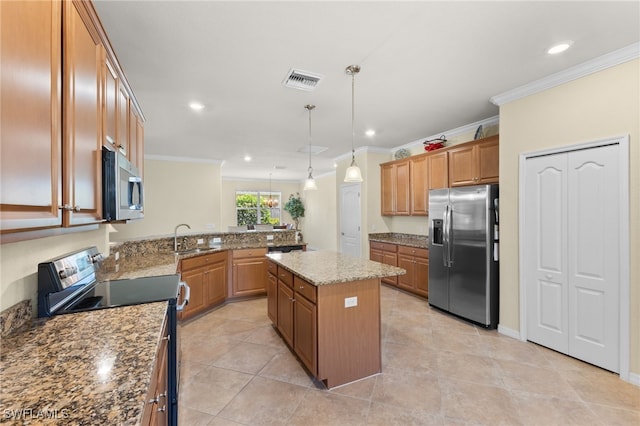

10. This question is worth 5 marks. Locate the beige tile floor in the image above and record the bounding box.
[178,285,640,425]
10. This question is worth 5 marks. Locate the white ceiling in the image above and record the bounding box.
[93,1,640,181]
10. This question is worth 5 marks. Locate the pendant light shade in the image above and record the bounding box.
[303,104,318,191]
[344,65,363,183]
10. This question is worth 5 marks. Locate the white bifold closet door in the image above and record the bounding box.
[524,143,619,373]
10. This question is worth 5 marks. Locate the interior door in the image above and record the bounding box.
[525,154,569,353]
[524,144,620,372]
[339,183,361,257]
[567,145,619,371]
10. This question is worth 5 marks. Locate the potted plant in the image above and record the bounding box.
[283,193,305,230]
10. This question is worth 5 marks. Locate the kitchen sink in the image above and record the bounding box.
[174,248,201,255]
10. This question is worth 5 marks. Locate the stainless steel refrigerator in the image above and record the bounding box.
[428,184,499,328]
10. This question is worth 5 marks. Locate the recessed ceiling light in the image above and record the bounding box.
[189,102,205,111]
[244,155,251,162]
[365,129,376,137]
[547,41,573,55]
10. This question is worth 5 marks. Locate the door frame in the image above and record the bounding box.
[518,135,630,381]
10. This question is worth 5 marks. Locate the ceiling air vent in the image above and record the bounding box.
[282,68,324,92]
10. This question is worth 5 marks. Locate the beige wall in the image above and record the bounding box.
[220,178,302,231]
[111,159,222,241]
[499,59,639,374]
[301,173,338,251]
[0,227,109,313]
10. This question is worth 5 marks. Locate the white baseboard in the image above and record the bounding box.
[628,372,640,387]
[497,324,522,341]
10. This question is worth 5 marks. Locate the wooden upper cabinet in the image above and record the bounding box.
[129,104,144,173]
[380,160,409,216]
[62,0,103,226]
[395,161,410,215]
[117,84,129,155]
[380,163,395,215]
[427,151,449,190]
[103,54,118,148]
[476,136,499,184]
[409,155,428,215]
[449,135,499,187]
[1,0,63,233]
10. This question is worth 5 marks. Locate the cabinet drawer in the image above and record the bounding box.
[277,267,293,287]
[267,260,277,275]
[398,245,428,258]
[370,241,397,252]
[181,251,227,272]
[233,247,267,259]
[294,276,316,304]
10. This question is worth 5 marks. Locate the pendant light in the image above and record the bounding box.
[303,104,318,191]
[344,65,363,182]
[267,172,278,207]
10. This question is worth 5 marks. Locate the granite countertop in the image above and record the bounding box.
[0,302,167,425]
[267,250,406,286]
[369,232,428,249]
[99,240,308,281]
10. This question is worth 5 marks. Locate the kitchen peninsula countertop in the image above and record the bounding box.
[267,250,405,285]
[100,240,307,281]
[0,302,167,425]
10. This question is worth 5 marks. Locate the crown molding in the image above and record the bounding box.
[145,154,225,164]
[490,42,640,106]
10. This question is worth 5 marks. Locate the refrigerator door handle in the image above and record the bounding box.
[443,205,449,267]
[447,206,454,266]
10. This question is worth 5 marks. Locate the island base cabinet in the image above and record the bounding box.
[293,293,317,376]
[317,279,381,388]
[276,281,294,348]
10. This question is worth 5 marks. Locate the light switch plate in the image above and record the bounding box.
[344,296,358,308]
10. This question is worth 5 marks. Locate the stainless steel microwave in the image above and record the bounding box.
[102,147,144,221]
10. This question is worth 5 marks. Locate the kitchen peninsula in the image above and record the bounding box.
[266,251,405,388]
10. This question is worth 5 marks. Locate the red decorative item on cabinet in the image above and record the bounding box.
[423,135,447,152]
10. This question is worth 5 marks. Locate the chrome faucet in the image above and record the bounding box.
[174,223,191,252]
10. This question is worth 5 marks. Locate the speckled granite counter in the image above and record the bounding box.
[369,232,428,249]
[99,241,307,281]
[266,250,406,285]
[0,302,167,425]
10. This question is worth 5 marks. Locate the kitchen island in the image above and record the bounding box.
[266,251,405,388]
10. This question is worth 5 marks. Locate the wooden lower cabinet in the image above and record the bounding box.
[397,246,429,298]
[372,242,428,298]
[179,252,227,321]
[369,241,398,286]
[231,248,267,298]
[267,272,278,324]
[142,314,169,425]
[277,280,294,347]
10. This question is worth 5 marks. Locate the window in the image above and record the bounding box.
[236,191,281,226]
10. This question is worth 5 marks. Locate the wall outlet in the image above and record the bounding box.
[344,296,358,308]
[267,235,274,241]
[197,238,204,245]
[213,237,221,243]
